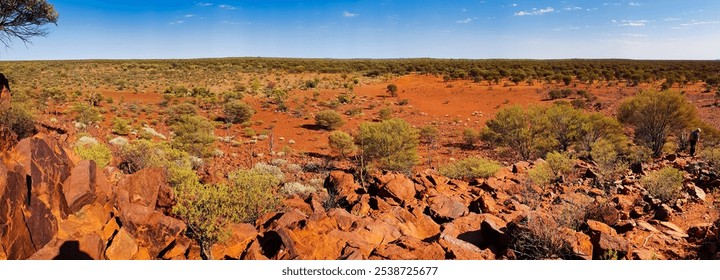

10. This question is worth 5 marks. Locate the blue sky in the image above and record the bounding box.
[3,0,720,60]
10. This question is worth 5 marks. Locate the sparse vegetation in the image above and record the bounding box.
[642,167,683,203]
[618,90,699,156]
[315,110,345,130]
[74,142,112,169]
[439,157,501,179]
[328,131,357,159]
[223,100,254,124]
[171,115,216,157]
[356,118,419,173]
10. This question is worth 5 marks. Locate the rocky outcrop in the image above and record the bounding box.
[0,134,185,260]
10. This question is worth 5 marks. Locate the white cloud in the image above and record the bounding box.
[218,4,237,10]
[618,20,649,27]
[621,33,648,37]
[603,2,622,6]
[169,20,185,25]
[456,17,478,24]
[664,17,681,21]
[629,2,641,6]
[514,7,554,16]
[564,7,583,11]
[343,11,358,17]
[196,2,213,6]
[512,3,518,7]
[680,20,720,27]
[184,14,195,18]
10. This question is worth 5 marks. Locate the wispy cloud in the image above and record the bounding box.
[515,7,555,16]
[616,19,649,27]
[218,4,237,10]
[184,14,195,18]
[628,2,641,6]
[456,17,477,24]
[563,7,583,11]
[621,33,648,37]
[196,2,213,7]
[512,3,518,7]
[680,20,720,27]
[343,11,358,17]
[603,3,622,6]
[169,20,185,25]
[664,17,681,21]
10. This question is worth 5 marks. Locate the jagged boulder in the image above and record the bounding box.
[325,171,363,206]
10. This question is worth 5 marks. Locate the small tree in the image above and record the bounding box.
[618,90,699,156]
[112,117,131,135]
[223,100,254,124]
[328,130,356,159]
[419,125,439,167]
[0,0,58,48]
[356,118,419,173]
[483,105,548,160]
[315,110,344,130]
[386,84,398,97]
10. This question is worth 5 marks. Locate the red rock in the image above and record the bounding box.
[211,223,258,259]
[326,208,359,231]
[29,233,105,260]
[116,168,167,210]
[427,194,468,222]
[117,202,186,257]
[105,228,138,260]
[480,177,503,193]
[558,227,593,260]
[162,235,192,260]
[325,171,362,206]
[636,220,660,233]
[438,233,495,260]
[441,213,485,247]
[267,209,307,230]
[102,217,121,243]
[632,248,661,260]
[370,236,445,260]
[354,218,402,246]
[376,173,416,205]
[349,194,371,217]
[375,206,440,241]
[62,160,100,213]
[472,193,498,214]
[282,197,313,215]
[585,220,630,259]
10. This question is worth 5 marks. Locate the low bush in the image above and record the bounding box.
[223,100,254,124]
[328,130,357,158]
[112,118,131,135]
[75,142,112,169]
[315,110,345,130]
[0,104,36,139]
[642,167,683,203]
[439,157,501,179]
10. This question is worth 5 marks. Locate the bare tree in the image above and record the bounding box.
[0,0,58,48]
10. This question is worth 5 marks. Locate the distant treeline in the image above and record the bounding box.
[2,58,719,91]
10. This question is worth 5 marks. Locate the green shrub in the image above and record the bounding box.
[171,115,216,157]
[618,90,699,156]
[165,103,197,125]
[112,118,131,135]
[223,100,254,124]
[642,167,683,203]
[462,128,480,149]
[419,125,439,144]
[577,112,626,155]
[357,118,419,173]
[173,166,281,259]
[75,142,112,168]
[529,161,554,187]
[386,84,398,97]
[328,130,357,158]
[71,103,102,125]
[439,157,501,179]
[378,107,393,120]
[545,151,574,178]
[315,110,345,130]
[483,105,547,160]
[590,138,628,184]
[701,148,720,174]
[0,103,36,139]
[118,140,199,186]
